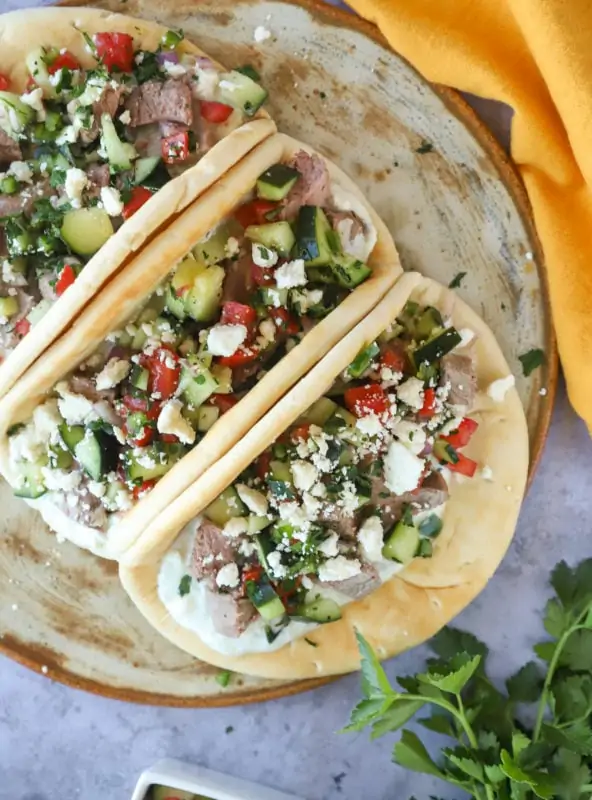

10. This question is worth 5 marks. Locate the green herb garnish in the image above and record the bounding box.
[178,574,191,597]
[449,271,467,289]
[416,140,434,154]
[519,348,545,377]
[215,670,232,688]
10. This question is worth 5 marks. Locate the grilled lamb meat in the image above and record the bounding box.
[441,353,477,409]
[204,588,256,638]
[317,562,381,599]
[127,79,193,127]
[190,520,237,581]
[0,130,22,163]
[279,151,331,220]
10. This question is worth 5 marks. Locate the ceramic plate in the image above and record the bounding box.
[0,0,556,706]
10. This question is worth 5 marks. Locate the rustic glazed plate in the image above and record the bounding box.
[0,0,556,706]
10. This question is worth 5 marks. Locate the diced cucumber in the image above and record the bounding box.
[124,443,184,483]
[129,365,149,392]
[259,286,288,307]
[179,364,218,409]
[13,460,47,499]
[329,253,371,288]
[256,164,300,201]
[204,486,246,526]
[61,207,114,256]
[295,206,335,266]
[296,596,342,623]
[218,70,268,117]
[253,532,273,572]
[0,91,35,138]
[171,255,206,293]
[183,265,224,322]
[137,161,170,191]
[382,521,420,563]
[130,327,148,351]
[270,460,293,483]
[347,342,380,379]
[0,296,18,319]
[418,539,433,558]
[433,439,459,465]
[245,578,285,621]
[412,328,462,366]
[324,405,357,434]
[74,428,118,482]
[193,223,237,266]
[302,397,338,427]
[245,222,295,257]
[378,323,405,344]
[102,478,128,511]
[196,404,220,432]
[414,307,444,341]
[49,444,73,470]
[210,364,232,394]
[134,156,161,185]
[100,114,137,171]
[164,284,187,321]
[417,514,443,538]
[59,423,85,453]
[248,515,272,534]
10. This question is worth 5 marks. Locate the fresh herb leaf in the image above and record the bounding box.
[448,271,467,289]
[370,699,424,740]
[506,661,544,703]
[518,348,545,376]
[304,637,318,648]
[356,630,392,698]
[178,574,191,597]
[418,653,481,694]
[393,730,444,777]
[430,627,488,662]
[215,670,231,688]
[416,140,434,154]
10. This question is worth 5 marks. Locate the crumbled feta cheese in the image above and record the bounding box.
[358,516,384,562]
[56,384,96,425]
[318,531,339,558]
[2,260,25,286]
[20,88,46,122]
[64,167,88,208]
[8,161,33,184]
[302,491,322,516]
[238,539,256,558]
[458,328,475,348]
[207,323,248,357]
[384,440,425,495]
[267,550,288,578]
[252,242,278,268]
[223,517,249,538]
[193,68,220,101]
[100,186,124,217]
[119,109,131,125]
[264,288,283,308]
[481,465,494,481]
[335,217,368,260]
[392,420,427,456]
[291,460,318,492]
[356,414,383,437]
[291,288,324,313]
[257,318,276,347]
[216,562,240,588]
[487,375,515,402]
[318,555,361,582]
[278,501,310,534]
[88,480,106,498]
[396,377,425,411]
[274,258,307,289]
[301,575,314,590]
[225,236,240,258]
[57,124,79,145]
[95,358,130,391]
[254,25,272,42]
[114,489,133,511]
[539,387,547,396]
[157,399,196,445]
[236,484,268,516]
[163,61,187,78]
[32,399,62,442]
[41,467,81,492]
[8,425,44,463]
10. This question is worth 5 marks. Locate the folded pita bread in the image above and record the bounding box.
[0,6,274,399]
[119,273,528,679]
[0,132,401,560]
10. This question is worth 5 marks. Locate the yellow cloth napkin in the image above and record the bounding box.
[348,0,592,427]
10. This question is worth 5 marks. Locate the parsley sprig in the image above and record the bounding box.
[345,559,592,799]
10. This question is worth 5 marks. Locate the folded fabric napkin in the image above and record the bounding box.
[348,0,591,429]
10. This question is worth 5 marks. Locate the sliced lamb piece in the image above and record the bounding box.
[204,588,256,638]
[20,179,54,216]
[190,519,237,581]
[79,85,127,145]
[69,373,116,405]
[317,503,359,540]
[221,250,254,305]
[51,481,108,530]
[369,475,407,531]
[410,471,449,512]
[440,353,477,409]
[126,79,193,127]
[0,130,22,164]
[86,163,110,188]
[316,563,381,600]
[279,151,331,221]
[0,192,25,218]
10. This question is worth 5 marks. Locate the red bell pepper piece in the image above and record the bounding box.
[418,387,436,418]
[218,346,259,369]
[344,383,389,417]
[251,263,275,286]
[220,301,258,328]
[256,450,272,481]
[145,347,181,399]
[94,32,135,73]
[242,564,264,586]
[132,479,156,501]
[448,452,478,478]
[161,131,189,164]
[209,394,239,414]
[443,417,479,449]
[0,74,11,91]
[290,423,312,443]
[48,51,81,74]
[14,318,30,337]
[380,347,407,374]
[235,199,278,228]
[200,100,234,124]
[122,186,153,220]
[272,307,300,336]
[55,264,76,297]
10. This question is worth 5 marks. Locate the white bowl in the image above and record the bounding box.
[131,758,305,800]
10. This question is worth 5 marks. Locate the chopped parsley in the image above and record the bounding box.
[415,140,433,154]
[215,670,232,688]
[448,271,467,289]
[519,348,545,377]
[304,637,318,648]
[178,574,192,597]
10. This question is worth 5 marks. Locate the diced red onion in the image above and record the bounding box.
[157,51,180,65]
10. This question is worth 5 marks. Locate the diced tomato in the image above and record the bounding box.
[209,394,239,414]
[94,32,135,73]
[0,74,11,91]
[276,575,302,604]
[290,423,311,443]
[448,452,478,478]
[220,301,258,328]
[55,264,76,297]
[132,479,156,501]
[418,387,436,418]
[160,433,179,443]
[146,347,180,399]
[161,131,189,164]
[344,383,389,417]
[127,424,154,447]
[272,307,300,336]
[121,395,149,413]
[122,186,153,220]
[48,51,81,74]
[256,451,272,481]
[14,318,30,337]
[200,100,234,124]
[235,199,278,228]
[242,564,263,585]
[251,263,275,286]
[380,347,407,374]
[443,417,479,449]
[218,346,259,369]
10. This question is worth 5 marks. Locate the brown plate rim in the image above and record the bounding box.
[3,0,556,707]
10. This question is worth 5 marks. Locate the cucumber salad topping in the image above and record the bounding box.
[7,150,375,536]
[159,301,485,653]
[0,28,268,361]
